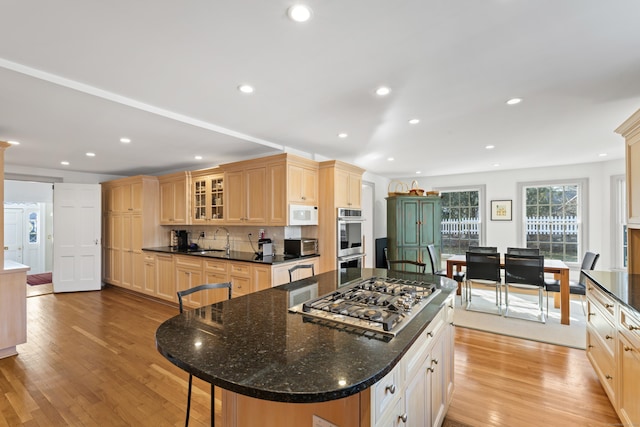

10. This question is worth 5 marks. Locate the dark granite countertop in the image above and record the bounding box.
[583,270,640,314]
[142,246,319,265]
[155,268,457,403]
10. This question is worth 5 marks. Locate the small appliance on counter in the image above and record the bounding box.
[284,238,318,257]
[174,230,188,251]
[258,238,273,257]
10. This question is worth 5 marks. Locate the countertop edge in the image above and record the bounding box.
[142,246,319,265]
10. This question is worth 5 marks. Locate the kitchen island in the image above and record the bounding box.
[156,268,457,426]
[583,271,640,427]
[1,260,30,359]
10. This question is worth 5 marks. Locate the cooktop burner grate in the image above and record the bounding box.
[289,276,440,337]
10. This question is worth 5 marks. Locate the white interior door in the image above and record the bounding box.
[53,183,102,292]
[4,208,23,263]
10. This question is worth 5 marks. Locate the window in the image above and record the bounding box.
[612,175,627,269]
[438,187,483,255]
[29,212,39,244]
[520,180,587,263]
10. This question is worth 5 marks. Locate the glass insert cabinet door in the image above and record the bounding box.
[192,174,224,222]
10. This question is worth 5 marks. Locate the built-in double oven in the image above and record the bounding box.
[337,208,365,282]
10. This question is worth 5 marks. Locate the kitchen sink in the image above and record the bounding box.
[187,249,225,254]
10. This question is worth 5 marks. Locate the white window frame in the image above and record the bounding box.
[435,184,486,256]
[611,174,627,271]
[517,178,588,267]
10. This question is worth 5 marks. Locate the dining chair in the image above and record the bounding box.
[387,259,427,274]
[464,251,502,315]
[544,251,599,315]
[468,246,498,254]
[288,264,315,282]
[507,247,540,256]
[427,244,465,300]
[177,282,232,427]
[504,253,546,323]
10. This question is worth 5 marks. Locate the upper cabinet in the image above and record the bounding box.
[224,164,268,225]
[287,160,319,205]
[616,108,640,274]
[191,168,225,224]
[108,179,143,213]
[335,167,362,208]
[159,171,190,225]
[220,153,319,226]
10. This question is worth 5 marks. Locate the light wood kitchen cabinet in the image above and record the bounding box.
[318,160,365,273]
[229,262,253,297]
[204,259,231,304]
[159,171,190,225]
[585,275,640,427]
[175,255,205,307]
[191,168,225,223]
[102,176,161,292]
[287,161,318,205]
[0,263,29,359]
[336,167,362,208]
[155,253,176,302]
[224,166,268,225]
[143,253,156,296]
[253,264,272,292]
[615,108,640,273]
[618,306,640,427]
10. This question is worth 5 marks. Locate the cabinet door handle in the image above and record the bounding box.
[605,335,613,340]
[427,331,433,338]
[604,303,613,308]
[624,346,633,352]
[398,414,408,423]
[605,374,613,380]
[629,325,639,331]
[385,384,396,394]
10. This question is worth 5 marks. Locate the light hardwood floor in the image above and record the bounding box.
[0,287,619,426]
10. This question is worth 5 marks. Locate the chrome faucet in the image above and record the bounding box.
[215,227,231,256]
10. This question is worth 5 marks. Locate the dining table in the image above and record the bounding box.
[445,254,572,325]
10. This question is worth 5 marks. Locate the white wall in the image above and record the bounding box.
[396,159,625,271]
[5,163,124,184]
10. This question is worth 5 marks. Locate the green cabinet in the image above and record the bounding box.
[387,196,442,270]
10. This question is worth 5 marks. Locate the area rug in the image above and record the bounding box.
[27,272,53,286]
[453,287,586,349]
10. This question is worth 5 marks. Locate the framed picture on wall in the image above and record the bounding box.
[491,200,512,221]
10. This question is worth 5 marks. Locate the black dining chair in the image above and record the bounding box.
[507,247,540,256]
[504,253,546,323]
[468,246,498,254]
[288,264,315,282]
[464,251,502,315]
[177,282,232,427]
[544,251,599,315]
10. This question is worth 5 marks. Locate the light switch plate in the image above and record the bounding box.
[312,415,338,427]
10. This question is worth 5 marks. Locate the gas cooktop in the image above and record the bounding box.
[289,276,440,338]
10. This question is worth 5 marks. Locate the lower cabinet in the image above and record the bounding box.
[155,254,176,302]
[370,295,454,427]
[271,257,320,286]
[586,277,640,427]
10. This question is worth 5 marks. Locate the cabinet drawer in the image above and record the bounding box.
[174,255,203,269]
[404,308,444,380]
[587,301,616,356]
[587,329,616,402]
[586,281,615,320]
[205,259,228,273]
[143,254,155,263]
[372,366,401,424]
[620,306,640,347]
[229,262,251,277]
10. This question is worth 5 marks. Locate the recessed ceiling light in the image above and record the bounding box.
[61,161,70,166]
[599,153,608,157]
[287,5,312,22]
[416,171,422,174]
[86,152,96,157]
[338,133,348,139]
[376,86,391,96]
[120,137,131,143]
[194,155,203,160]
[387,157,394,161]
[485,145,495,150]
[7,140,20,145]
[408,119,420,125]
[506,98,522,105]
[493,163,501,167]
[238,84,254,94]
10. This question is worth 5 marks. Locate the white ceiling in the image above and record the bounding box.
[2,1,640,178]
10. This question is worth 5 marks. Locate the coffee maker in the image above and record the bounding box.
[171,230,189,250]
